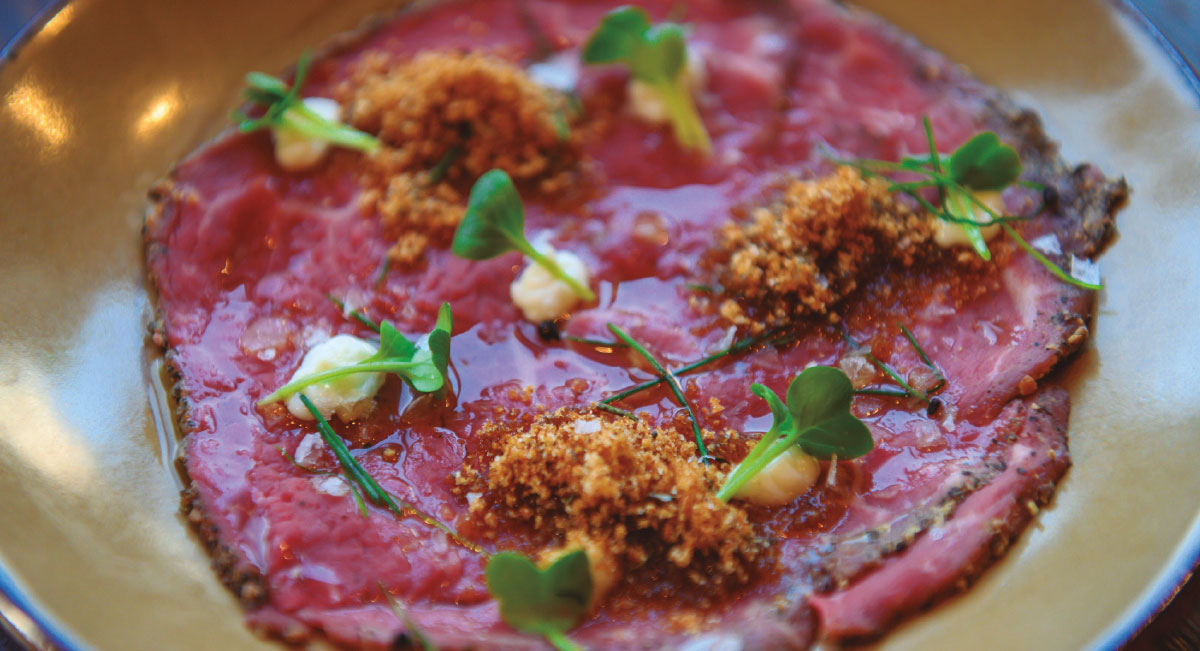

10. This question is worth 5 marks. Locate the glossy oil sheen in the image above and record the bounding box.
[0,1,1197,649]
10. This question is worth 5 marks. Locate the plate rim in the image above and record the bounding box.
[0,1,1197,649]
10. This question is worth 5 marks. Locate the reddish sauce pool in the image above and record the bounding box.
[146,0,1098,647]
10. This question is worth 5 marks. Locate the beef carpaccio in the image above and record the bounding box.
[144,0,1125,648]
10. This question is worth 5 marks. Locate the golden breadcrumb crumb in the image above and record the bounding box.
[357,172,464,267]
[461,408,763,589]
[342,50,584,265]
[715,167,937,331]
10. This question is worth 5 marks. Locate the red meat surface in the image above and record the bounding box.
[144,0,1123,647]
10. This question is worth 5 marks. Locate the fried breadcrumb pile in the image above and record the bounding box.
[715,167,937,331]
[458,408,764,588]
[342,51,583,266]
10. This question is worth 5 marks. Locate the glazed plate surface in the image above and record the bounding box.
[1,1,1198,649]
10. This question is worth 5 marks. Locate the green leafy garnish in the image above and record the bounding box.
[598,327,789,407]
[258,303,453,406]
[451,169,595,302]
[234,51,380,155]
[716,366,873,502]
[486,550,592,651]
[298,394,482,552]
[606,323,710,459]
[842,324,945,404]
[582,6,711,152]
[836,118,1100,289]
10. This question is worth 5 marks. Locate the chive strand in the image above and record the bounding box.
[299,394,483,554]
[595,402,639,421]
[1001,223,1103,290]
[374,256,391,289]
[564,336,627,348]
[897,323,944,381]
[346,476,369,518]
[839,330,930,403]
[427,144,463,185]
[600,328,784,405]
[379,583,437,651]
[854,387,911,397]
[606,324,710,459]
[273,445,335,476]
[327,293,381,332]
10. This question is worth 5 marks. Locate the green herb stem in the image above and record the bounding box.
[716,429,794,502]
[258,361,413,406]
[854,387,912,397]
[374,257,391,289]
[655,76,711,153]
[347,480,369,518]
[427,144,464,185]
[380,584,438,651]
[839,330,931,403]
[600,328,783,406]
[606,323,709,458]
[1001,223,1103,290]
[520,243,596,302]
[544,630,584,651]
[564,336,627,348]
[898,323,939,372]
[327,293,381,332]
[595,402,639,421]
[235,52,379,155]
[299,394,483,553]
[280,103,380,154]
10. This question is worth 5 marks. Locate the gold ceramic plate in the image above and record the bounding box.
[1,1,1198,649]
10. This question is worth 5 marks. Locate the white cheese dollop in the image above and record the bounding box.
[729,447,820,506]
[272,97,343,172]
[284,334,385,422]
[527,53,580,93]
[627,46,707,125]
[510,242,591,322]
[932,189,1005,249]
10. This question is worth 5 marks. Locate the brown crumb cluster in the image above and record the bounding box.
[459,408,764,587]
[365,173,465,267]
[342,50,584,266]
[715,167,936,330]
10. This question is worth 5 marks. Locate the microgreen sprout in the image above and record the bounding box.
[835,118,1101,290]
[258,303,452,406]
[716,367,873,502]
[298,394,481,552]
[486,550,592,651]
[452,169,595,301]
[234,52,380,155]
[582,5,711,152]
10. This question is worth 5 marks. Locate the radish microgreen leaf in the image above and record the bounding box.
[486,550,592,651]
[233,51,380,155]
[451,169,595,301]
[257,303,453,406]
[582,6,711,152]
[717,366,872,502]
[834,118,1101,290]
